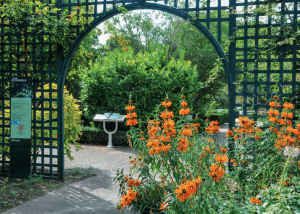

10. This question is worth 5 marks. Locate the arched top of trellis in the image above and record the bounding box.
[58,2,233,93]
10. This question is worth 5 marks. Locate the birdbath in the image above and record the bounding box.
[93,113,126,148]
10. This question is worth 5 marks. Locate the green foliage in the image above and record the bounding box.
[206,109,229,125]
[79,126,128,146]
[36,83,82,161]
[104,11,229,111]
[66,28,104,99]
[0,0,90,76]
[115,96,300,213]
[80,46,201,122]
[63,86,83,160]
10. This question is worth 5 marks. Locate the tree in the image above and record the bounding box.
[104,10,230,113]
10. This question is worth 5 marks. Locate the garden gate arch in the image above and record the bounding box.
[0,0,299,180]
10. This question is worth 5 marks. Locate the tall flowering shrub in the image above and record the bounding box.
[115,96,230,213]
[115,95,300,213]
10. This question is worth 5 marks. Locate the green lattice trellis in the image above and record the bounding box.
[0,0,299,180]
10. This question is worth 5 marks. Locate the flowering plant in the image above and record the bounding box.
[115,95,300,213]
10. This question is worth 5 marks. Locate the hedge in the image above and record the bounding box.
[77,126,129,147]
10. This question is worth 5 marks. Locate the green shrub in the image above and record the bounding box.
[78,126,128,146]
[79,46,202,122]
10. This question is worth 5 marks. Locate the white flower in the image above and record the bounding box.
[283,146,300,159]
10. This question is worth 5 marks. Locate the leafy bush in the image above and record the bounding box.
[36,84,82,161]
[115,95,300,213]
[79,46,201,123]
[78,126,128,146]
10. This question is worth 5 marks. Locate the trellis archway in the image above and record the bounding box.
[0,0,299,180]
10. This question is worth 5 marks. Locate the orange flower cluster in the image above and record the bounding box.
[269,101,281,108]
[145,100,179,155]
[117,188,137,210]
[208,163,225,182]
[205,121,220,134]
[174,176,201,201]
[220,146,227,153]
[179,100,191,116]
[226,130,233,137]
[159,202,169,210]
[127,179,142,187]
[162,118,176,137]
[283,102,294,110]
[125,104,138,126]
[147,138,172,155]
[237,116,255,129]
[160,110,174,119]
[249,196,261,205]
[177,137,190,152]
[215,154,228,164]
[161,100,172,108]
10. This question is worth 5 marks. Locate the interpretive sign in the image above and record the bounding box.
[11,98,31,139]
[9,77,32,179]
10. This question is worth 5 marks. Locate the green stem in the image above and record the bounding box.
[278,149,293,213]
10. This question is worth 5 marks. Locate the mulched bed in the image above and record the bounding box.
[0,167,97,213]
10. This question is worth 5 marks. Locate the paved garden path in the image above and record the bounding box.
[3,123,228,214]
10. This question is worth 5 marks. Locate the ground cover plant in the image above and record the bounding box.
[115,95,300,213]
[0,167,96,213]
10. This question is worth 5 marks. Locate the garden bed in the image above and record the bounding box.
[0,167,97,213]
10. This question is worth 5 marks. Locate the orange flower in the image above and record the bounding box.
[126,119,138,126]
[269,101,281,108]
[273,95,279,101]
[215,154,228,164]
[160,110,174,119]
[149,148,154,155]
[128,100,132,103]
[117,188,137,210]
[267,109,279,116]
[283,102,294,110]
[179,108,191,116]
[249,196,261,205]
[220,146,227,153]
[179,128,193,136]
[159,202,169,210]
[140,137,145,141]
[255,135,262,141]
[160,135,171,142]
[174,176,201,201]
[226,130,234,137]
[268,116,277,123]
[233,135,241,140]
[127,179,142,187]
[181,95,186,98]
[211,121,219,125]
[203,147,211,155]
[181,101,188,107]
[205,122,220,134]
[125,112,137,119]
[287,112,293,119]
[161,101,172,108]
[209,163,225,182]
[125,105,136,112]
[76,6,80,9]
